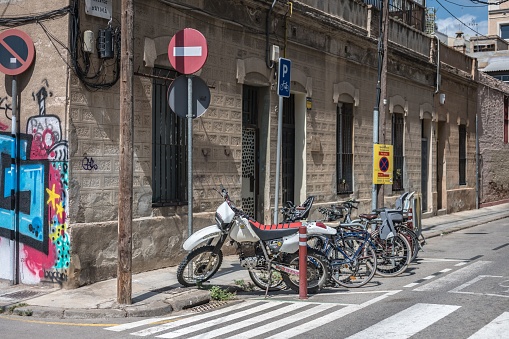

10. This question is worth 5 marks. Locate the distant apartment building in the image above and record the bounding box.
[488,1,509,39]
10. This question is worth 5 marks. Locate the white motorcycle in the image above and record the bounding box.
[177,185,336,294]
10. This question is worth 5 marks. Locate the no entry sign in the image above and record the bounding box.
[168,28,208,75]
[0,29,35,76]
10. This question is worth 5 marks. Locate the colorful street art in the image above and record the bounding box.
[0,81,69,285]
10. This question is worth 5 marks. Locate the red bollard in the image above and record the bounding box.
[299,225,308,300]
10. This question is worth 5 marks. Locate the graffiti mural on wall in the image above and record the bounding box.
[0,96,11,131]
[0,80,69,284]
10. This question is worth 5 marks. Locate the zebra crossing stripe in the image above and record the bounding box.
[262,290,402,339]
[157,302,304,338]
[131,301,273,336]
[345,303,460,339]
[467,312,509,338]
[219,303,339,339]
[167,302,337,339]
[104,315,183,332]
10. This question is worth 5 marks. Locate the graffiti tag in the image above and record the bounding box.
[82,156,98,170]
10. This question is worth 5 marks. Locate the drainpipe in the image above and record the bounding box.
[433,35,440,95]
[432,34,440,215]
[266,0,277,69]
[472,58,480,209]
[476,104,479,209]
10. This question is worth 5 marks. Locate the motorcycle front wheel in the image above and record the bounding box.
[248,268,285,291]
[281,249,329,294]
[176,246,223,287]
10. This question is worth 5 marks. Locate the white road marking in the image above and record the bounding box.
[345,303,460,339]
[467,312,509,338]
[416,258,468,262]
[450,275,509,298]
[455,262,468,266]
[104,315,182,332]
[440,268,452,273]
[184,303,337,339]
[262,290,402,339]
[131,301,270,336]
[423,275,435,280]
[404,283,420,288]
[414,261,491,292]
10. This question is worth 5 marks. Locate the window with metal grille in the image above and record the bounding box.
[392,113,404,191]
[459,124,466,185]
[152,68,188,206]
[504,96,508,144]
[337,103,353,194]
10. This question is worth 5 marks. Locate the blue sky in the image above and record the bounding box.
[426,0,489,38]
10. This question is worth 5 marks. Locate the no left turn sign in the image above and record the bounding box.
[0,29,35,76]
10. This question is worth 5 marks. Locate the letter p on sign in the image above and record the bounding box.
[277,58,291,98]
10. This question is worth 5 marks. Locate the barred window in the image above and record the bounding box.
[459,124,466,185]
[392,113,404,191]
[152,68,188,206]
[337,103,353,194]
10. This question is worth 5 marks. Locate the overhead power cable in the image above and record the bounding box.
[435,0,489,38]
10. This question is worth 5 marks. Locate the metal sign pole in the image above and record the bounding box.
[11,75,19,285]
[187,75,193,238]
[273,95,283,224]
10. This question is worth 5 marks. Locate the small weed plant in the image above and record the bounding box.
[5,303,32,316]
[209,286,236,301]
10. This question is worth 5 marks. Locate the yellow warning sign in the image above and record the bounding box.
[373,144,393,184]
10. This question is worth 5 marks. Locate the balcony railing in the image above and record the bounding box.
[363,0,426,32]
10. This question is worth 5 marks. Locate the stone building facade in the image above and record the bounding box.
[0,0,482,287]
[477,72,509,206]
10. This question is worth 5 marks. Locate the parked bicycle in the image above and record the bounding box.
[345,193,425,263]
[281,197,377,287]
[318,200,412,278]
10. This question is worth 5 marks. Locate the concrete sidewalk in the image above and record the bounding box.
[1,202,508,319]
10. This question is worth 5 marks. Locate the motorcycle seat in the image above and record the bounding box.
[248,220,301,241]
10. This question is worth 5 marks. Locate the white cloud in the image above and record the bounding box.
[436,14,488,37]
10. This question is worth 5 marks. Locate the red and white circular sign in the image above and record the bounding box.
[0,29,35,76]
[168,28,208,75]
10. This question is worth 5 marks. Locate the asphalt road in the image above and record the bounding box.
[1,218,508,339]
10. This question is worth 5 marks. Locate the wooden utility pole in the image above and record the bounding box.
[118,0,134,305]
[377,0,390,208]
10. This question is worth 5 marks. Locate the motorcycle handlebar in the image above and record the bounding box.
[216,185,247,217]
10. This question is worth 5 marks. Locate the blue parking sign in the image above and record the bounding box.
[277,58,291,97]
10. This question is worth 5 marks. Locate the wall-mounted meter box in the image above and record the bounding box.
[97,28,114,59]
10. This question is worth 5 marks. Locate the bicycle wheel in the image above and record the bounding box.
[374,233,411,277]
[248,268,285,291]
[176,246,223,287]
[330,236,377,288]
[396,226,420,262]
[281,249,329,294]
